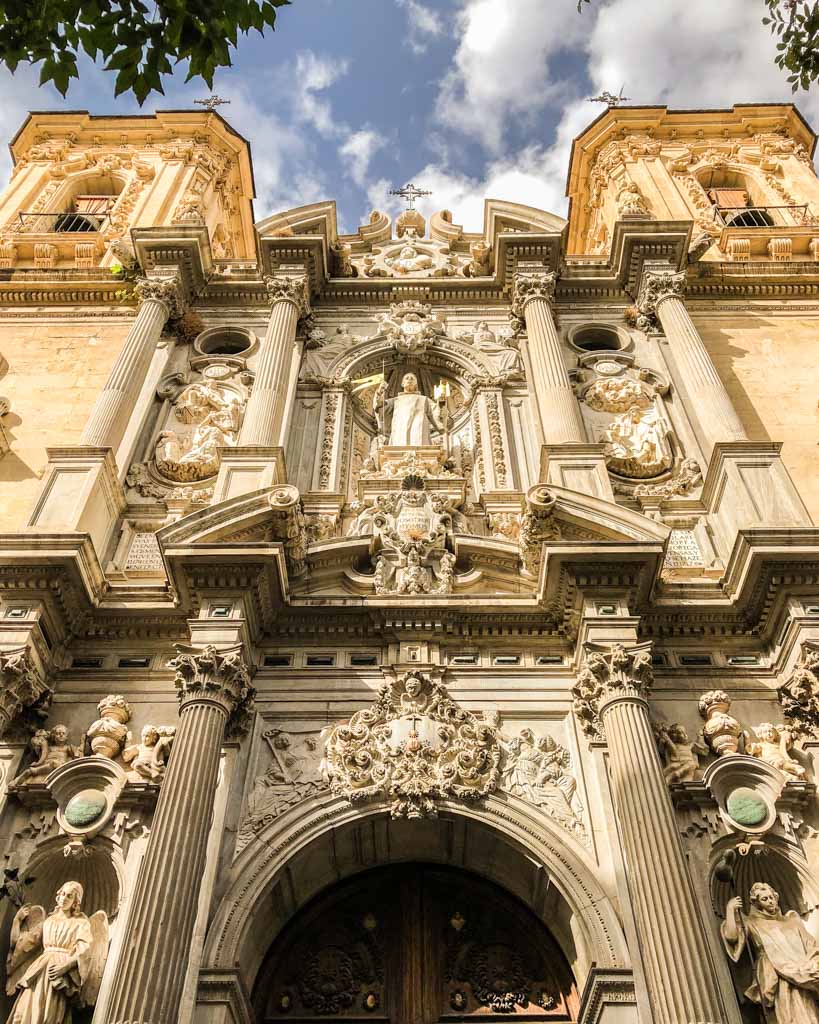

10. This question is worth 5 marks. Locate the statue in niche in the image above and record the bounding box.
[654,722,707,783]
[5,881,109,1024]
[122,725,176,783]
[747,722,806,780]
[11,726,81,787]
[722,883,819,1023]
[375,373,446,446]
[154,377,244,483]
[459,322,523,379]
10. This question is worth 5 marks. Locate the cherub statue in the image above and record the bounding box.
[5,881,109,1024]
[122,725,176,783]
[747,722,806,779]
[12,726,81,787]
[655,722,707,783]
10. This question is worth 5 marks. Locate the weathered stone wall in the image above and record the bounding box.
[693,311,819,521]
[0,314,130,526]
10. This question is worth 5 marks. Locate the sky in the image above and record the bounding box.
[2,0,819,234]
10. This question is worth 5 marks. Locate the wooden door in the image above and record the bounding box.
[254,865,578,1023]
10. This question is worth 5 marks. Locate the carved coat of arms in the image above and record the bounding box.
[322,671,501,818]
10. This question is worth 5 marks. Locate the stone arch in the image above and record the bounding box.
[691,159,792,221]
[47,168,130,224]
[203,793,629,996]
[326,332,496,387]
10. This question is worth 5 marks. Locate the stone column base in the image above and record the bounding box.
[212,446,287,503]
[193,969,254,1024]
[702,441,812,559]
[577,969,639,1024]
[539,443,614,501]
[26,446,125,559]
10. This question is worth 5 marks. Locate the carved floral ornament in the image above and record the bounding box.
[778,643,819,736]
[322,670,501,818]
[571,643,654,738]
[635,269,685,330]
[133,274,186,320]
[511,270,556,320]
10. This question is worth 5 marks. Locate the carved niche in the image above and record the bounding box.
[578,356,674,481]
[127,361,249,498]
[322,670,501,818]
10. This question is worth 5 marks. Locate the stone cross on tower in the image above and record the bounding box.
[389,183,432,210]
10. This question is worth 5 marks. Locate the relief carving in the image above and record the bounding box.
[322,670,501,818]
[457,322,523,381]
[519,487,562,576]
[654,722,707,783]
[376,301,445,357]
[237,728,326,850]
[84,695,132,760]
[11,726,82,787]
[122,725,176,783]
[779,644,819,736]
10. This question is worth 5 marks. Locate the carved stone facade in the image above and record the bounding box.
[0,102,819,1024]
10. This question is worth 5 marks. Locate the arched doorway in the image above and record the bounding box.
[252,864,580,1023]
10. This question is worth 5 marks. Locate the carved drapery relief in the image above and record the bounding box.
[237,728,326,852]
[300,324,362,382]
[322,670,501,818]
[0,648,52,735]
[169,643,255,737]
[572,643,654,739]
[127,362,248,498]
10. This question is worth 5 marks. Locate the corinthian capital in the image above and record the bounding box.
[511,270,556,318]
[636,268,685,321]
[0,648,53,735]
[169,643,256,736]
[572,642,653,738]
[264,274,310,318]
[134,274,186,319]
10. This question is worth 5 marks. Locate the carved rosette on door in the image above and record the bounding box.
[254,865,579,1023]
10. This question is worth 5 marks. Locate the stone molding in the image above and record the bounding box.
[572,642,654,738]
[169,643,256,737]
[511,270,556,317]
[577,967,637,1024]
[133,273,186,319]
[264,274,310,317]
[0,646,52,735]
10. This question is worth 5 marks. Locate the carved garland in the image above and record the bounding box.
[317,393,340,489]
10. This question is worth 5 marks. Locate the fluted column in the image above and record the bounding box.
[512,271,586,444]
[105,644,255,1024]
[573,644,726,1024]
[638,269,746,458]
[81,275,184,449]
[239,275,310,447]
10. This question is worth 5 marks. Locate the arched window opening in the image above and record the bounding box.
[19,173,125,234]
[698,168,803,228]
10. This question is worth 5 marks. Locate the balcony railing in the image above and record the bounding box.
[713,204,809,229]
[16,211,110,234]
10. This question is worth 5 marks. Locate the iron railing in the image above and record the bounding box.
[16,211,109,233]
[713,204,809,228]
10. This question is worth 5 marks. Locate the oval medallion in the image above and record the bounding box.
[65,789,107,827]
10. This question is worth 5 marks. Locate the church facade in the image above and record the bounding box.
[0,101,817,1023]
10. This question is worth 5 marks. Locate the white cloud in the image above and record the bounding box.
[397,0,445,54]
[339,129,386,187]
[434,0,585,153]
[291,52,350,137]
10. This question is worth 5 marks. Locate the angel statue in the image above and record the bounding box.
[5,881,109,1024]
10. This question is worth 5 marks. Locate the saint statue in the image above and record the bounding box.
[375,373,445,446]
[467,321,523,377]
[722,883,819,1023]
[5,881,109,1024]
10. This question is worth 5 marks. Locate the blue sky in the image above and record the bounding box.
[2,0,818,233]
